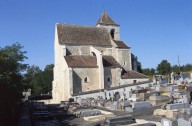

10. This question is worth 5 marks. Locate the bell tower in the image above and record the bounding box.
[96,11,120,40]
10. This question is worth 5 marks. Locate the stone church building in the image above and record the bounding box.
[52,11,149,103]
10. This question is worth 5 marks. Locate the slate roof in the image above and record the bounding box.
[121,70,149,79]
[102,55,121,68]
[57,24,112,47]
[113,40,130,49]
[64,55,98,68]
[96,11,119,26]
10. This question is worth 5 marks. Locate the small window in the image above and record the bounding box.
[107,77,111,82]
[91,52,96,56]
[84,77,89,83]
[133,80,137,83]
[123,62,126,65]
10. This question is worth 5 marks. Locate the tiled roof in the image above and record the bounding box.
[64,55,98,68]
[121,70,149,79]
[113,40,130,49]
[96,11,119,26]
[102,55,121,68]
[57,24,112,47]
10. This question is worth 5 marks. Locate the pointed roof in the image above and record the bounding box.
[96,11,119,26]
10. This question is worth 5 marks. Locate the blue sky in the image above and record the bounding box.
[0,0,192,69]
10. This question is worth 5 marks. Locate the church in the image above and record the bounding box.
[52,11,149,103]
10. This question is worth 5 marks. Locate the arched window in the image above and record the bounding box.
[107,77,111,82]
[110,29,115,39]
[84,77,89,83]
[84,77,87,82]
[91,52,96,56]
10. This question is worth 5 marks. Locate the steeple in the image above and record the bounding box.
[96,11,120,40]
[96,11,119,26]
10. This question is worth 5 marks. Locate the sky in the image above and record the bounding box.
[0,0,192,69]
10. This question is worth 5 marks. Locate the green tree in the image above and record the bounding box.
[182,64,192,72]
[132,55,142,73]
[44,64,54,71]
[0,43,27,125]
[142,68,155,76]
[31,64,54,95]
[172,65,180,73]
[137,60,142,73]
[23,65,42,89]
[157,60,171,75]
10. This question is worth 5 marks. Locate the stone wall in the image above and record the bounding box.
[120,78,149,84]
[90,46,104,89]
[116,49,132,71]
[97,25,120,40]
[66,45,113,56]
[66,46,90,55]
[72,68,100,93]
[72,82,154,101]
[104,68,121,88]
[52,25,69,103]
[149,95,170,106]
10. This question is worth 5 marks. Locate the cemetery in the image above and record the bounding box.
[21,72,192,126]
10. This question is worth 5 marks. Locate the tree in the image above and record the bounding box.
[172,65,180,73]
[0,43,27,125]
[157,60,171,75]
[142,68,155,77]
[132,55,142,73]
[182,64,192,72]
[137,60,142,73]
[23,65,42,89]
[31,64,54,95]
[44,64,54,71]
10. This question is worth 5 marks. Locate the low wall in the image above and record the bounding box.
[72,81,154,101]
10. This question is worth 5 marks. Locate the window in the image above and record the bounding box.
[107,77,111,82]
[133,80,137,83]
[84,77,89,83]
[84,77,87,82]
[123,62,126,65]
[110,29,115,39]
[91,52,96,56]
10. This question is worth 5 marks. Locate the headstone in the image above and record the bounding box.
[131,101,151,109]
[166,103,189,110]
[178,118,192,126]
[171,72,175,84]
[161,118,177,126]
